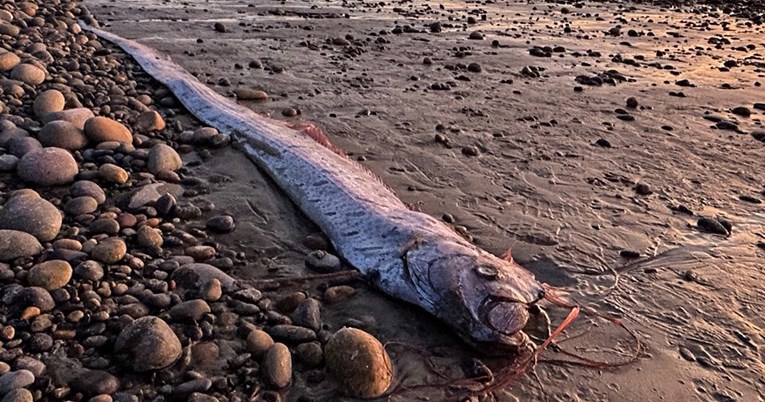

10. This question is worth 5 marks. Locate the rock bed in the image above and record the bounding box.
[0,1,392,401]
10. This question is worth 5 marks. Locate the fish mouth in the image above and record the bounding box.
[479,297,531,337]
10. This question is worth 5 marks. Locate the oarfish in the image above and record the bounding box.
[84,23,545,350]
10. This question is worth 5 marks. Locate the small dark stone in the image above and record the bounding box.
[595,138,611,148]
[619,250,640,259]
[206,216,235,234]
[70,370,121,395]
[213,22,226,33]
[697,217,729,235]
[634,183,652,195]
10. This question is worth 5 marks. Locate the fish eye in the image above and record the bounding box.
[475,264,499,280]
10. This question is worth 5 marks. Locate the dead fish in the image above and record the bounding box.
[83,23,545,350]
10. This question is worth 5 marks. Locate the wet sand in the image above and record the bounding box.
[87,0,765,400]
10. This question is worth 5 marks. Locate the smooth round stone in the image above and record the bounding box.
[0,370,35,396]
[0,155,18,172]
[10,64,45,86]
[70,181,106,204]
[63,196,98,215]
[17,147,78,186]
[70,370,120,396]
[185,246,215,261]
[168,300,211,321]
[171,263,236,291]
[43,108,95,130]
[114,316,182,372]
[84,117,132,144]
[291,298,321,331]
[0,127,27,148]
[0,230,43,261]
[0,52,20,71]
[147,144,182,174]
[8,137,42,158]
[262,343,292,389]
[0,192,62,242]
[90,238,126,264]
[27,260,72,290]
[245,329,274,357]
[135,111,165,132]
[33,90,65,119]
[234,89,268,101]
[305,250,341,273]
[136,226,162,248]
[74,260,105,282]
[325,327,393,398]
[1,388,33,402]
[13,287,54,312]
[38,120,88,150]
[192,127,218,144]
[98,163,128,184]
[12,356,45,377]
[205,216,235,234]
[89,218,120,235]
[0,23,20,37]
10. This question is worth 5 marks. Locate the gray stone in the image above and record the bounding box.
[43,108,95,130]
[0,370,35,396]
[114,316,182,372]
[38,120,88,150]
[70,181,106,204]
[147,144,182,174]
[0,230,42,261]
[0,192,62,241]
[17,147,78,186]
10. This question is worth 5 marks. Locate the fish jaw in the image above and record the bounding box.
[404,238,545,350]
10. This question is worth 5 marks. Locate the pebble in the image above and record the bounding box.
[128,183,183,210]
[10,64,45,86]
[325,328,392,397]
[245,329,275,357]
[136,225,163,248]
[186,245,216,261]
[234,89,268,102]
[71,181,107,204]
[74,260,105,282]
[27,260,72,290]
[135,111,165,132]
[201,278,222,301]
[168,299,211,321]
[0,155,18,172]
[323,285,357,303]
[0,52,20,71]
[147,144,182,174]
[262,343,292,389]
[33,90,65,119]
[1,389,33,402]
[43,108,95,130]
[0,191,62,241]
[90,237,127,264]
[626,97,639,108]
[173,378,211,396]
[267,325,317,343]
[38,120,88,150]
[70,370,120,396]
[9,137,42,158]
[99,163,129,184]
[295,341,323,368]
[205,215,235,233]
[697,217,729,235]
[305,250,341,273]
[0,230,42,261]
[0,370,34,396]
[731,106,751,117]
[84,117,132,144]
[171,263,236,291]
[114,316,182,372]
[291,298,322,331]
[89,218,120,235]
[14,286,55,312]
[64,196,98,215]
[17,147,78,186]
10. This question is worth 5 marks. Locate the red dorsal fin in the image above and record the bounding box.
[500,248,514,263]
[288,122,347,157]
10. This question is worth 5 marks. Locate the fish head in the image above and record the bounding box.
[406,239,545,350]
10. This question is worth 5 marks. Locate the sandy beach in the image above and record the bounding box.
[0,0,763,401]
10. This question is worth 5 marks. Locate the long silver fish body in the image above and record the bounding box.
[84,23,545,349]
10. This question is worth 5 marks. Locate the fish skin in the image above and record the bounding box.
[83,23,545,349]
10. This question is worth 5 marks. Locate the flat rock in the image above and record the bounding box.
[114,316,182,372]
[171,263,236,291]
[128,183,184,210]
[135,111,165,132]
[0,192,62,242]
[17,147,78,186]
[43,108,95,130]
[63,196,98,215]
[37,120,88,150]
[33,90,65,119]
[0,230,42,261]
[84,117,132,144]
